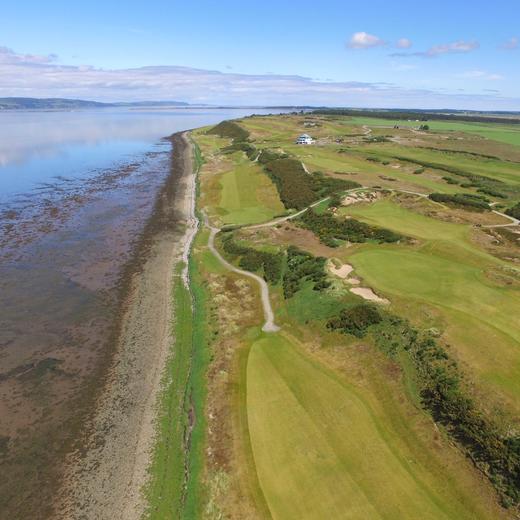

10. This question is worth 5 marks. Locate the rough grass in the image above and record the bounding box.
[145,225,210,518]
[246,333,499,520]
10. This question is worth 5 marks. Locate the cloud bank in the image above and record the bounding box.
[0,45,518,110]
[391,40,479,58]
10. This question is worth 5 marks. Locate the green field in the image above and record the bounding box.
[246,333,497,519]
[345,117,520,148]
[343,200,520,409]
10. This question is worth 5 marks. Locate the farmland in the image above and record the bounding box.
[188,113,520,519]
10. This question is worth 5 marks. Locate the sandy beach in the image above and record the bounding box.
[54,132,196,519]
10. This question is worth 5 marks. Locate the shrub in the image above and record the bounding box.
[222,141,257,159]
[477,187,507,199]
[263,159,360,210]
[429,193,490,211]
[221,233,283,284]
[442,176,459,185]
[327,304,382,337]
[505,202,520,220]
[299,209,403,245]
[282,246,329,298]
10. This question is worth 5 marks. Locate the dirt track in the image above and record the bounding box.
[54,133,195,519]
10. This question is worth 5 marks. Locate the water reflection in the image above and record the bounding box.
[0,107,283,196]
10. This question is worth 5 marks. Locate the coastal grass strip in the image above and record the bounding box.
[182,252,211,517]
[145,252,210,518]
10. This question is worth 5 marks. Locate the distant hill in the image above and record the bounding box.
[0,97,191,110]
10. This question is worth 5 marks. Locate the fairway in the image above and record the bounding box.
[342,198,520,409]
[218,154,284,225]
[246,334,496,520]
[342,199,469,241]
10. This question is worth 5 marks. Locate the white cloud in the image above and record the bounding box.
[427,40,479,56]
[0,45,519,110]
[501,37,518,50]
[391,40,479,58]
[458,70,504,81]
[347,32,385,49]
[396,38,412,49]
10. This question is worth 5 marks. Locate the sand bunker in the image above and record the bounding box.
[342,191,381,206]
[328,260,353,278]
[350,287,389,304]
[346,277,360,285]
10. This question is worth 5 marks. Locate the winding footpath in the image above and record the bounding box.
[203,214,279,333]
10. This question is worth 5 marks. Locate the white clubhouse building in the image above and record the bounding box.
[295,133,314,145]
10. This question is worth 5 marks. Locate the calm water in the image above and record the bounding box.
[0,107,279,199]
[0,107,284,516]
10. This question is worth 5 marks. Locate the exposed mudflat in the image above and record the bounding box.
[54,133,195,519]
[0,134,190,518]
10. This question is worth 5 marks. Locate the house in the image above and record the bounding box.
[295,133,313,145]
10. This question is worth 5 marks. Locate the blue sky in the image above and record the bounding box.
[1,0,519,109]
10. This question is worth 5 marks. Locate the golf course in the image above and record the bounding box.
[160,112,520,519]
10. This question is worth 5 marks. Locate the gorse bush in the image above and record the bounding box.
[264,158,317,209]
[299,209,402,247]
[429,192,490,211]
[257,149,288,164]
[222,141,257,159]
[220,232,283,284]
[391,154,510,196]
[261,155,360,210]
[283,246,329,298]
[505,202,520,219]
[326,304,383,337]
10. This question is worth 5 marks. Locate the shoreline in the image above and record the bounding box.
[54,132,196,519]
